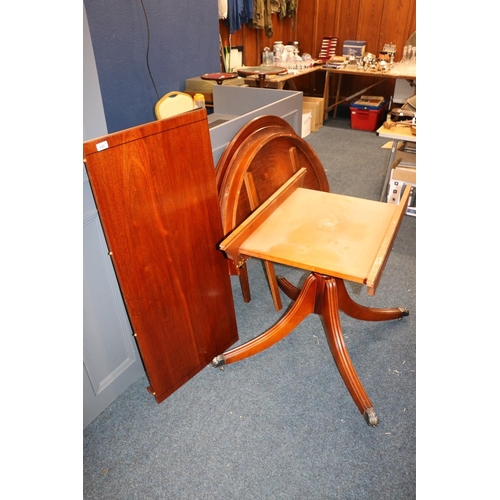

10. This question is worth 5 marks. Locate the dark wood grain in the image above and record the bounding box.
[217,117,330,231]
[215,115,330,309]
[83,109,238,403]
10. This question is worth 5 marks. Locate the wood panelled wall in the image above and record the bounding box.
[219,0,416,108]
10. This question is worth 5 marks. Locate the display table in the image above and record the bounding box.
[377,124,416,202]
[377,122,417,142]
[322,66,416,119]
[242,65,322,90]
[213,166,411,426]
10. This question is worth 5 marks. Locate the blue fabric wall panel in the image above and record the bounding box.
[84,0,220,133]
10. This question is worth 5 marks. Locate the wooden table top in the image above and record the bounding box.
[201,72,238,85]
[376,124,416,142]
[238,187,399,283]
[237,66,287,77]
[323,65,416,80]
[220,169,410,295]
[242,65,321,82]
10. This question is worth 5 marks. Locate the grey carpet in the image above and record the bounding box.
[83,116,416,499]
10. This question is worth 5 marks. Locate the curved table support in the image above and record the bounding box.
[277,275,408,321]
[213,272,319,368]
[212,272,409,426]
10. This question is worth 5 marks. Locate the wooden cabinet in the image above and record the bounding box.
[83,109,239,403]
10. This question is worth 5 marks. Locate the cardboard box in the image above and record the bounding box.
[303,97,324,131]
[387,165,416,216]
[342,40,366,58]
[301,111,311,138]
[392,150,416,168]
[244,78,281,88]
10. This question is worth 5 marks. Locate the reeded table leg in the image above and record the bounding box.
[318,276,379,426]
[213,274,319,366]
[334,278,409,321]
[212,272,409,426]
[238,263,251,303]
[278,275,408,322]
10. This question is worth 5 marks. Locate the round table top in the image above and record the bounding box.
[237,66,287,77]
[201,72,238,84]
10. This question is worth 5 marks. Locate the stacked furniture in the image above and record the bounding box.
[212,116,411,426]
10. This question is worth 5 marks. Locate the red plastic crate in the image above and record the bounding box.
[350,102,388,131]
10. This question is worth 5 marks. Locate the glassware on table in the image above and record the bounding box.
[262,47,273,66]
[273,41,284,67]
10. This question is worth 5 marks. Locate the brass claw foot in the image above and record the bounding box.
[399,307,410,318]
[363,407,379,426]
[211,355,226,369]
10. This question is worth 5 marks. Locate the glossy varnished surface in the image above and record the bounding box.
[215,115,330,308]
[217,116,330,232]
[83,109,238,403]
[215,115,296,192]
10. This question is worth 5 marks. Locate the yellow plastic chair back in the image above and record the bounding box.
[154,92,194,119]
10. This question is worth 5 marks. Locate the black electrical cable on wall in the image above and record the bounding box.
[139,0,160,101]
